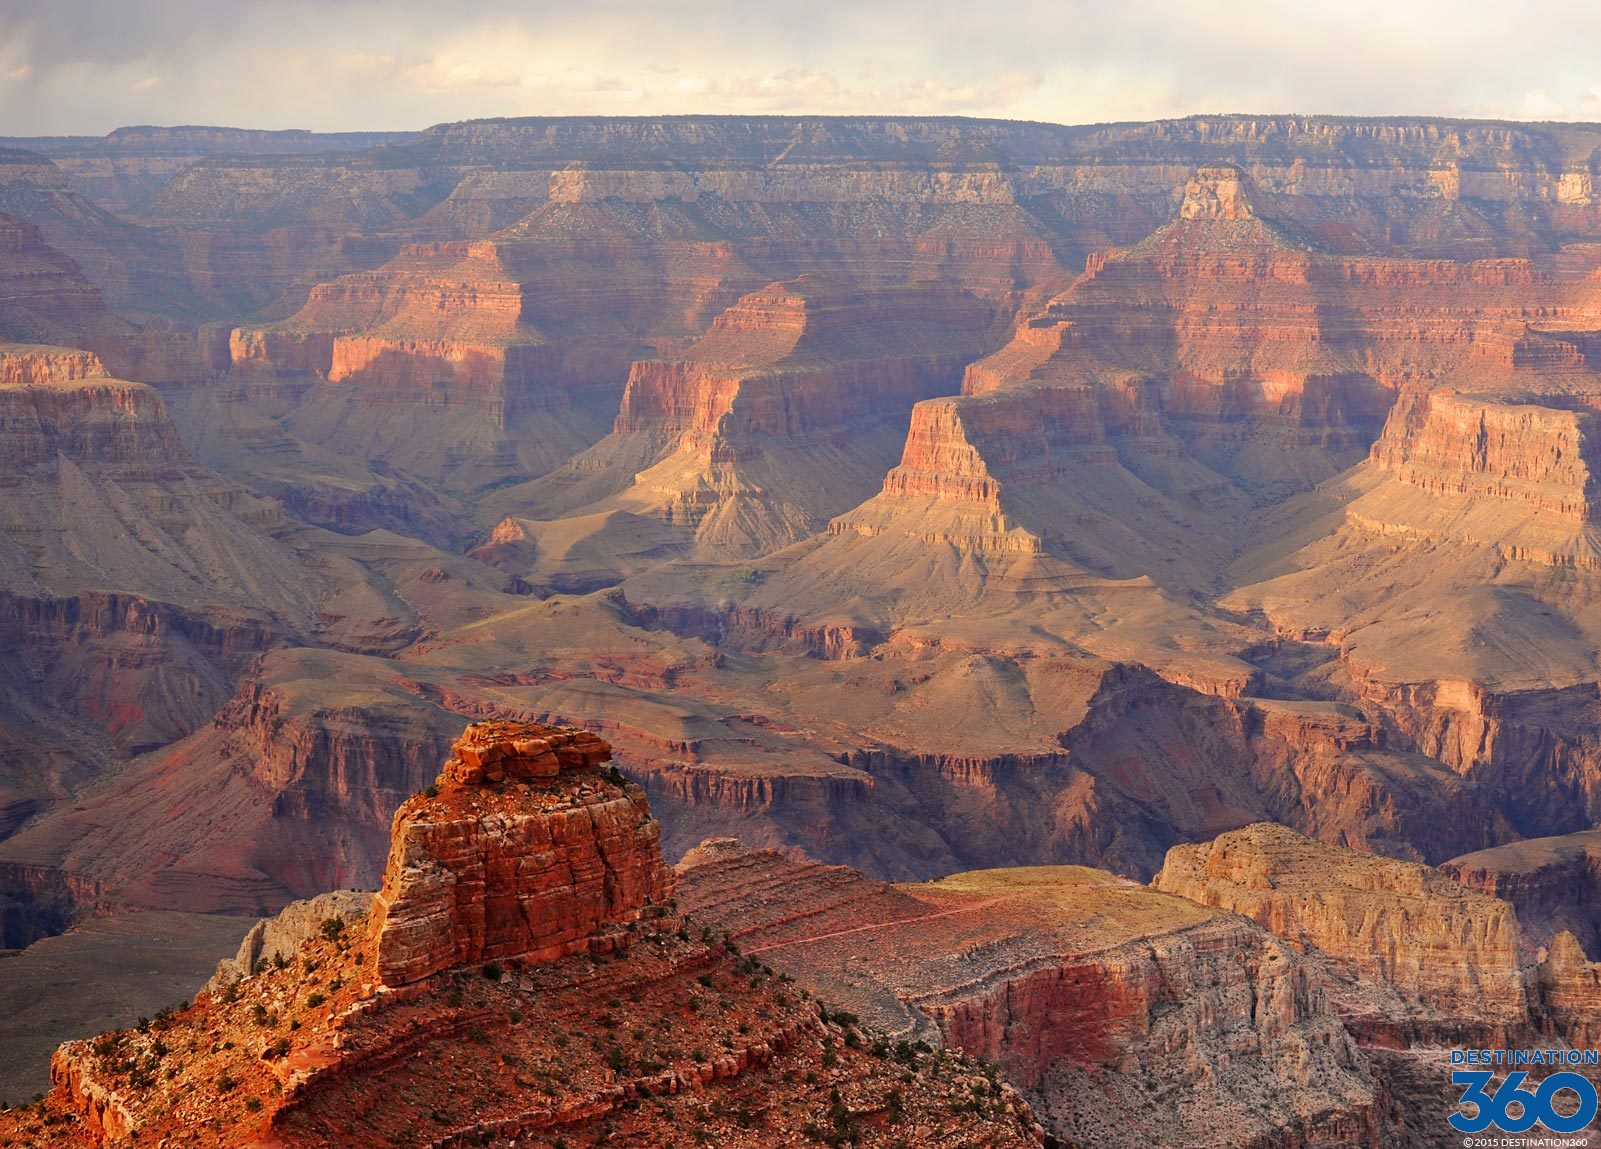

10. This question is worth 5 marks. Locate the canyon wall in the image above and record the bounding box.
[1153,823,1528,1042]
[676,839,1379,1149]
[10,720,1047,1149]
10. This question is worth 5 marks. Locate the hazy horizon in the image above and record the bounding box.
[5,0,1601,136]
[12,107,1601,141]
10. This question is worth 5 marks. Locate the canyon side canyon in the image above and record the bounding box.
[3,114,1601,1143]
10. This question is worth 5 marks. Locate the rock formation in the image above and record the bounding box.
[0,345,319,855]
[0,217,200,384]
[227,240,629,490]
[676,839,1378,1148]
[0,649,462,916]
[13,114,1601,1131]
[368,721,673,984]
[1536,930,1601,1047]
[1148,823,1601,1138]
[1152,823,1528,1042]
[205,889,373,993]
[1445,829,1601,956]
[0,723,1047,1148]
[496,276,997,568]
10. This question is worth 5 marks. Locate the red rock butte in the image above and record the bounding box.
[368,721,675,986]
[0,718,1048,1148]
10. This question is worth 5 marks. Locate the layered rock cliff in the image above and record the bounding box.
[677,839,1379,1149]
[0,649,461,915]
[1,721,1047,1148]
[0,346,326,836]
[1445,829,1601,956]
[502,276,997,565]
[227,240,640,489]
[369,721,673,984]
[0,216,201,385]
[1536,930,1601,1047]
[1152,823,1528,1043]
[1149,822,1601,1132]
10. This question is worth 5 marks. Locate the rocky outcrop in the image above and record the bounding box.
[677,840,1378,1149]
[1152,823,1529,1042]
[1536,931,1601,1047]
[8,715,1046,1149]
[834,383,1115,555]
[230,241,524,383]
[0,217,200,386]
[611,278,991,443]
[0,343,103,385]
[226,241,631,489]
[0,649,460,914]
[368,721,675,985]
[1445,829,1601,956]
[1370,389,1601,524]
[514,276,996,562]
[205,889,374,992]
[0,348,187,467]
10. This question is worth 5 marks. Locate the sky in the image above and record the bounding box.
[3,0,1601,136]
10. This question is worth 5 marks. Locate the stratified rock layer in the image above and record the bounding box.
[1,715,1047,1149]
[502,275,997,566]
[1153,823,1528,1040]
[677,839,1378,1149]
[368,721,674,986]
[1445,829,1601,956]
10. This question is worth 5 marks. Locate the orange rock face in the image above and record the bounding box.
[1371,388,1601,523]
[612,277,993,442]
[1537,931,1601,1047]
[368,721,675,986]
[0,718,1047,1149]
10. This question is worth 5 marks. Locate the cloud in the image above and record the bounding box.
[0,0,1600,133]
[1519,90,1565,120]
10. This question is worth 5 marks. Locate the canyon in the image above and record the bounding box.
[0,724,1049,1147]
[9,724,1597,1146]
[5,112,1601,1137]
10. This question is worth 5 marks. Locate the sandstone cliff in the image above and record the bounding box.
[0,649,462,916]
[227,240,637,490]
[369,721,673,984]
[1152,823,1528,1043]
[677,839,1379,1149]
[1445,829,1601,956]
[0,346,329,842]
[499,276,997,567]
[0,216,201,385]
[1536,930,1601,1048]
[0,722,1047,1148]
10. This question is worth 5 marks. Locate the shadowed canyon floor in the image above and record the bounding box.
[6,113,1601,1137]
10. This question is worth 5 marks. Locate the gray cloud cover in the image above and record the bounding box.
[2,0,1600,134]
